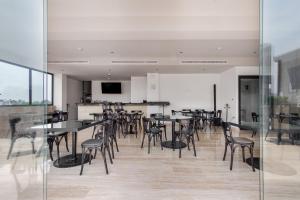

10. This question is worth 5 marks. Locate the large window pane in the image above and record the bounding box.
[0,61,29,105]
[32,70,53,105]
[32,70,44,104]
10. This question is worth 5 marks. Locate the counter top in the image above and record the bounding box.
[77,101,170,106]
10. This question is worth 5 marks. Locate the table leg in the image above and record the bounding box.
[72,131,77,157]
[172,121,175,150]
[53,130,90,168]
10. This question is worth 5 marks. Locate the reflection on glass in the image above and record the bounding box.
[261,0,300,199]
[0,61,30,105]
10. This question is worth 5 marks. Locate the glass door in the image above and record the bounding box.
[261,0,300,199]
[0,1,48,200]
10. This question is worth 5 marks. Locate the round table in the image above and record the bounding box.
[154,115,192,149]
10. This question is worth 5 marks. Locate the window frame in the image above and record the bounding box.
[0,59,53,107]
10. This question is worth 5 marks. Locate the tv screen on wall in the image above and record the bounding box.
[101,82,122,94]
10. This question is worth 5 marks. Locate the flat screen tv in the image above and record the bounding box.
[101,82,122,94]
[288,65,300,89]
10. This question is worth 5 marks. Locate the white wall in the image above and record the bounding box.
[92,80,131,102]
[159,74,220,114]
[53,73,67,111]
[67,77,82,120]
[131,76,147,103]
[219,66,259,123]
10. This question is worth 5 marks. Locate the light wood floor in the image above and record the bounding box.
[47,125,260,200]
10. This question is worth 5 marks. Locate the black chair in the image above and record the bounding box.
[7,117,36,160]
[114,102,124,112]
[203,111,216,131]
[102,102,113,113]
[95,115,119,159]
[251,112,259,122]
[150,113,167,140]
[177,118,197,158]
[222,122,255,171]
[47,111,69,161]
[124,113,139,137]
[80,121,113,175]
[141,117,163,154]
[131,110,143,131]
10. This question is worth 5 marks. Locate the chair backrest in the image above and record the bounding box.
[182,109,192,112]
[142,117,153,133]
[177,118,195,134]
[222,122,232,142]
[251,112,258,122]
[114,102,124,111]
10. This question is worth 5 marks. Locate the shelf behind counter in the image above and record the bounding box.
[77,101,170,120]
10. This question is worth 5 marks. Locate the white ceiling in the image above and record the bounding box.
[48,0,260,80]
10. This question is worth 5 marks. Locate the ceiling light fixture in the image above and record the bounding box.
[110,51,115,54]
[77,47,84,51]
[216,47,223,51]
[179,51,184,54]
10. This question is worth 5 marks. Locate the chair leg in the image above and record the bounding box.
[80,147,86,175]
[89,149,93,165]
[195,130,200,141]
[179,135,182,158]
[31,138,36,154]
[141,132,146,148]
[230,145,234,170]
[47,138,54,161]
[106,144,113,164]
[223,142,228,161]
[7,139,16,160]
[250,145,255,172]
[113,136,119,152]
[192,135,196,157]
[110,139,115,159]
[148,135,151,154]
[64,134,69,152]
[55,137,60,160]
[242,146,246,162]
[101,147,109,174]
[153,134,156,146]
[94,149,97,159]
[187,136,190,151]
[160,134,163,150]
[164,126,167,140]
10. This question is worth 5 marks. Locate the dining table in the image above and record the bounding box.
[154,114,192,149]
[31,119,104,168]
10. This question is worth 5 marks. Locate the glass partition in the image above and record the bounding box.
[261,0,300,199]
[0,1,47,200]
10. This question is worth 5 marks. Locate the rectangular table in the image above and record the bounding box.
[32,120,103,168]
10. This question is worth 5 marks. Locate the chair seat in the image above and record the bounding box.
[48,131,68,137]
[81,139,103,148]
[232,137,253,145]
[149,127,161,134]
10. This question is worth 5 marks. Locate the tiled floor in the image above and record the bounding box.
[3,124,300,200]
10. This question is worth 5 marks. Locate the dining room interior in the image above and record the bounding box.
[0,0,300,200]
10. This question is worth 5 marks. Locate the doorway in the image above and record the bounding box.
[238,76,259,124]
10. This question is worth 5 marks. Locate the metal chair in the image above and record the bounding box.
[80,121,113,175]
[141,117,163,154]
[177,118,197,158]
[222,122,255,171]
[7,116,36,160]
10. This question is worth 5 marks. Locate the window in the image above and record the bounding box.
[0,60,53,106]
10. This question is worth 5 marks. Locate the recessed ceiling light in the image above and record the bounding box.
[253,51,257,55]
[216,47,223,51]
[77,47,84,51]
[110,51,115,54]
[179,51,184,54]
